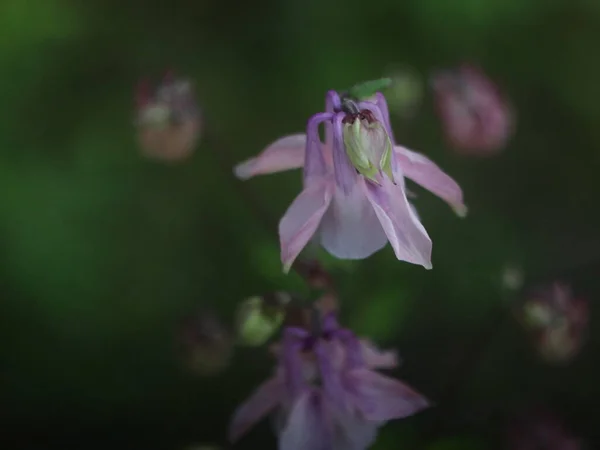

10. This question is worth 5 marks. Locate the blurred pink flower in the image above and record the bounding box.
[135,71,201,162]
[508,408,582,450]
[234,90,466,272]
[431,65,514,156]
[229,312,429,450]
[516,282,588,364]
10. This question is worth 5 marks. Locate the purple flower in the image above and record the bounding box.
[516,283,589,364]
[234,90,466,272]
[228,313,429,450]
[431,65,513,156]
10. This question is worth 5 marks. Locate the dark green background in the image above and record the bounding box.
[1,0,599,448]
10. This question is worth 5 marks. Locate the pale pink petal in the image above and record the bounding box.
[364,178,432,269]
[228,375,285,442]
[409,203,421,221]
[234,134,306,180]
[394,146,467,217]
[359,339,400,369]
[319,179,388,260]
[279,390,330,450]
[349,369,430,421]
[279,180,333,273]
[304,114,332,183]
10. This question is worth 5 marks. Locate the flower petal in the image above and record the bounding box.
[279,390,331,450]
[234,134,306,180]
[282,327,310,398]
[358,94,394,142]
[359,339,400,369]
[304,114,332,184]
[319,178,388,260]
[279,180,333,273]
[349,369,430,421]
[228,375,285,442]
[364,178,432,268]
[325,91,342,147]
[358,96,400,176]
[394,146,467,217]
[332,113,359,194]
[328,405,379,450]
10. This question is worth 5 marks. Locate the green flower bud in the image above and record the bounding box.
[235,293,289,347]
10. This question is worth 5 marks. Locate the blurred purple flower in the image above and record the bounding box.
[135,71,201,162]
[508,408,582,450]
[516,282,588,364]
[229,312,429,450]
[431,65,513,156]
[234,90,466,272]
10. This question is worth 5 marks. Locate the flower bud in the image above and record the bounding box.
[235,292,291,347]
[342,111,394,184]
[515,282,588,364]
[178,309,233,376]
[135,72,201,162]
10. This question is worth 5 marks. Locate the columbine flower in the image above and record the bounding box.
[229,312,429,450]
[431,65,513,156]
[135,71,201,162]
[515,283,588,364]
[234,89,466,272]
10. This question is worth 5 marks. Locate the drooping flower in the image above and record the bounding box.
[234,89,466,272]
[431,65,513,156]
[135,71,201,162]
[515,282,588,364]
[229,312,429,450]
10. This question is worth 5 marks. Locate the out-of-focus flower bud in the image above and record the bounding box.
[515,282,588,364]
[235,292,291,347]
[507,408,582,450]
[501,265,525,292]
[135,71,201,162]
[431,64,514,156]
[178,309,233,376]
